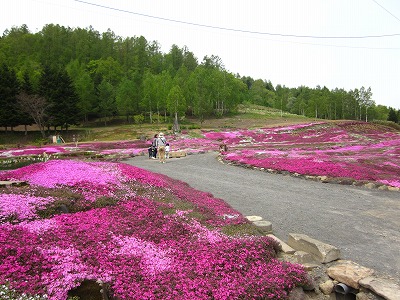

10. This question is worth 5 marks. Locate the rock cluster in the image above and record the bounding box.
[224,158,400,192]
[245,215,400,300]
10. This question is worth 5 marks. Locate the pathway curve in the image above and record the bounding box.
[126,152,400,279]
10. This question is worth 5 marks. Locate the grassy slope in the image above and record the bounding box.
[0,105,312,147]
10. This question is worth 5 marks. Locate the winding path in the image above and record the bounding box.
[126,152,400,279]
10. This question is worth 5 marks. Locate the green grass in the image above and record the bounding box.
[0,106,313,146]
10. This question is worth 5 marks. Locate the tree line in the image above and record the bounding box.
[0,24,399,137]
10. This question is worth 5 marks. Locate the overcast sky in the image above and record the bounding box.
[1,0,400,109]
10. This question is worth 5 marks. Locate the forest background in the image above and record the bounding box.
[1,24,399,139]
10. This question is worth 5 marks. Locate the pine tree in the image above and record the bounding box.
[39,66,79,131]
[387,107,399,123]
[0,64,20,129]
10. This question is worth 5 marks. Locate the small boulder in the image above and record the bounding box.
[287,233,340,263]
[327,260,374,289]
[245,215,263,222]
[319,280,335,295]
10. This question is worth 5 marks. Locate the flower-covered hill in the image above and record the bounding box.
[0,160,310,300]
[1,120,399,188]
[204,121,400,188]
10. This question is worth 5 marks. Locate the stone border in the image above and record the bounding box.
[245,215,400,300]
[219,155,400,192]
[0,180,27,187]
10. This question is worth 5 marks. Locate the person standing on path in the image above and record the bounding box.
[149,134,158,159]
[156,132,167,163]
[165,143,170,159]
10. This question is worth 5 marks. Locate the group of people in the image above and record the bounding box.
[148,132,170,163]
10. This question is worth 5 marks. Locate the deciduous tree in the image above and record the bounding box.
[16,92,48,138]
[167,85,186,133]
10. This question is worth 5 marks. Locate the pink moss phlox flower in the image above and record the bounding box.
[118,163,167,187]
[0,161,310,299]
[378,180,400,188]
[5,122,397,298]
[20,218,57,234]
[0,193,55,221]
[187,220,224,243]
[1,160,120,188]
[1,160,133,201]
[0,146,67,157]
[38,246,92,299]
[112,235,173,276]
[218,121,400,187]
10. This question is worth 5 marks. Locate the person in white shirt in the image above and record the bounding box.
[156,132,167,163]
[165,143,170,159]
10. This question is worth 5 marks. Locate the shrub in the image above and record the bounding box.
[133,114,144,124]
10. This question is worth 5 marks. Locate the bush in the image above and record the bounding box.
[133,114,144,124]
[94,196,119,208]
[36,199,75,218]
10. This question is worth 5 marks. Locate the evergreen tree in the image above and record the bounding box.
[18,72,35,131]
[0,64,20,129]
[165,44,183,77]
[387,107,399,123]
[38,65,79,130]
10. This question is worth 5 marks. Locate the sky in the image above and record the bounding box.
[1,0,400,109]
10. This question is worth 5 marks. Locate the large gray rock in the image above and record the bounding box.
[359,276,400,300]
[287,233,340,263]
[294,251,318,265]
[267,234,295,254]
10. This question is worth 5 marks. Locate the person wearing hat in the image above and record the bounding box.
[156,132,167,163]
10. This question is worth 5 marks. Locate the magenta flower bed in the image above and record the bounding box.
[0,160,309,299]
[208,122,400,188]
[1,121,398,187]
[0,146,68,157]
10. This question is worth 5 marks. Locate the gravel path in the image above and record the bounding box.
[126,152,400,279]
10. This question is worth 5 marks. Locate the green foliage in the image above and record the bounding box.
[181,124,201,130]
[0,23,397,132]
[0,159,39,171]
[221,223,265,237]
[36,199,75,219]
[0,64,20,128]
[34,187,84,219]
[116,77,137,118]
[66,60,96,123]
[167,85,186,118]
[94,196,119,208]
[133,114,145,124]
[387,107,399,123]
[97,79,116,123]
[38,65,79,129]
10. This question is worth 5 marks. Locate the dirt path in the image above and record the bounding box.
[126,152,400,280]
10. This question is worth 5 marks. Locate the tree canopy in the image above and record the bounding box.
[0,23,398,131]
